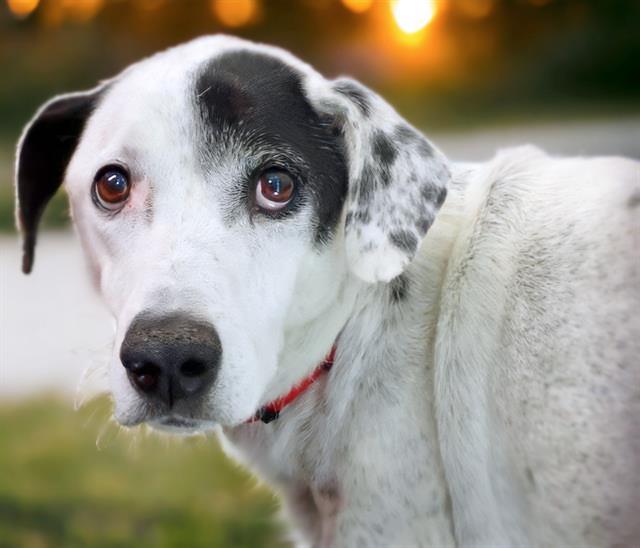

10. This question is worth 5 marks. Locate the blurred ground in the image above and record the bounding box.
[0,396,282,547]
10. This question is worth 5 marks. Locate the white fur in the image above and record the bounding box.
[21,36,640,547]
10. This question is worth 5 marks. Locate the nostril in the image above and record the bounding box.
[124,361,161,393]
[180,359,207,378]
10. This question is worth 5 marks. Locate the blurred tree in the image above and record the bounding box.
[1,0,639,139]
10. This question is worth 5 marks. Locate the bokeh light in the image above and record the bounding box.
[6,0,39,18]
[211,0,260,28]
[391,0,437,34]
[341,0,374,14]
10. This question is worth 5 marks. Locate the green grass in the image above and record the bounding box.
[0,396,283,547]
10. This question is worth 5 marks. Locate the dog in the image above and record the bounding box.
[14,35,640,547]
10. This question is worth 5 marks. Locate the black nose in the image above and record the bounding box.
[120,313,222,408]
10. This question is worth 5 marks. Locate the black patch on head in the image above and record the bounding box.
[197,79,252,126]
[389,229,418,253]
[16,89,104,274]
[389,274,409,303]
[334,81,371,117]
[194,51,348,244]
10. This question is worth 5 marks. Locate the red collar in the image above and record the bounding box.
[246,346,336,424]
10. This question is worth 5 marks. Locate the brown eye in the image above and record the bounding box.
[94,167,130,210]
[255,169,295,211]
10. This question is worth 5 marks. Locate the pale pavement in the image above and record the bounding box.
[1,117,639,400]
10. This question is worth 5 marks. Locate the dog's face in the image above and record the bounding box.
[15,36,449,430]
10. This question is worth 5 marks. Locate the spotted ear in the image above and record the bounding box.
[14,87,104,274]
[331,78,450,283]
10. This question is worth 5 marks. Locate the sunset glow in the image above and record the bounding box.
[391,0,437,34]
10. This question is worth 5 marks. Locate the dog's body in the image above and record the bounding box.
[226,150,640,547]
[15,36,639,547]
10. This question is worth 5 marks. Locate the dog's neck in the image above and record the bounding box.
[223,172,471,545]
[247,166,473,426]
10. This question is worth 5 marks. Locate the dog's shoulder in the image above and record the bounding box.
[434,146,640,546]
[440,145,639,366]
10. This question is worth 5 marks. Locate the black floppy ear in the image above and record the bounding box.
[15,88,103,274]
[330,78,451,283]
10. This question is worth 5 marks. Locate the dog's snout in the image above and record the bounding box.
[120,313,221,407]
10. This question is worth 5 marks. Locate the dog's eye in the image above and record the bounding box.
[93,166,131,210]
[255,169,295,211]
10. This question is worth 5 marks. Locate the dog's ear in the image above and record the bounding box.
[329,78,451,283]
[15,88,104,274]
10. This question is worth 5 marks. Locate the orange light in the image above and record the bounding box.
[391,0,436,35]
[458,0,494,18]
[341,0,373,14]
[61,0,104,22]
[211,0,260,27]
[140,0,166,10]
[6,0,39,18]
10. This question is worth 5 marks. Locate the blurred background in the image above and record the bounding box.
[1,0,639,546]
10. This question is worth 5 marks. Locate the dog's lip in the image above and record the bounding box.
[148,415,217,434]
[158,416,199,428]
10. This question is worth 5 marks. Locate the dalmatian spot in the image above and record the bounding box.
[389,230,418,253]
[334,80,371,117]
[394,124,421,146]
[389,274,409,303]
[372,130,398,168]
[421,185,447,209]
[417,215,434,234]
[356,164,376,207]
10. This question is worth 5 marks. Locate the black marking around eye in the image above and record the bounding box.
[389,230,418,253]
[194,50,348,245]
[334,81,371,117]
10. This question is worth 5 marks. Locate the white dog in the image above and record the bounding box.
[15,36,639,547]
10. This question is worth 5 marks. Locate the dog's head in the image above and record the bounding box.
[15,36,450,430]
